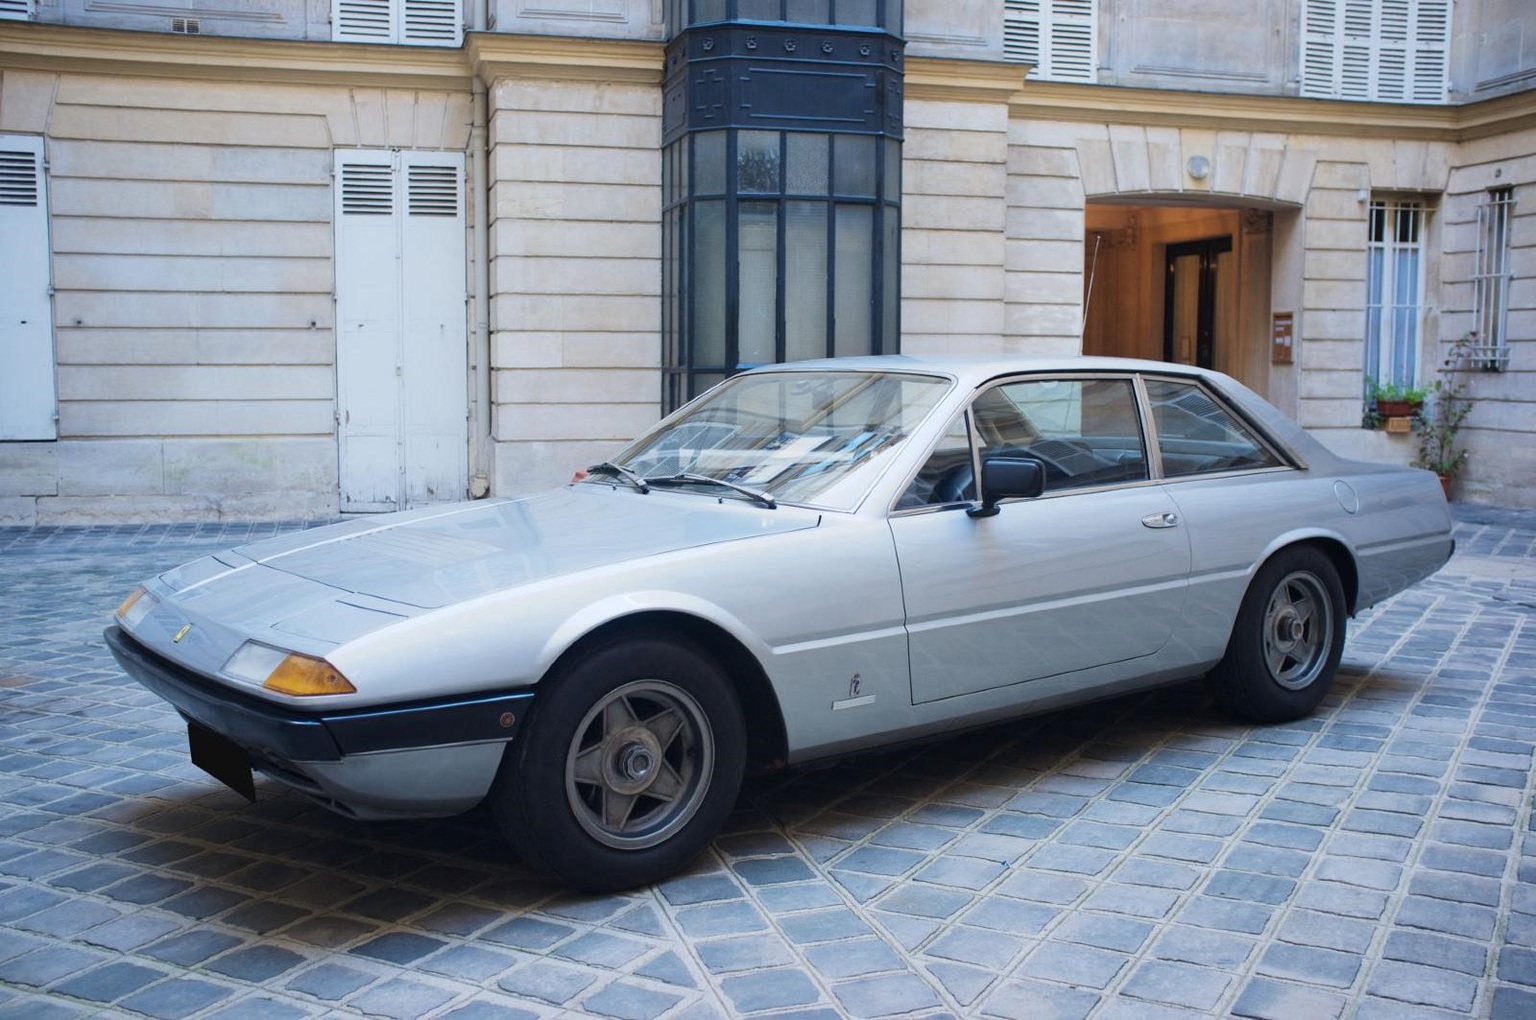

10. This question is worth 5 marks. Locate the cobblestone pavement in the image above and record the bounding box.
[0,506,1533,1019]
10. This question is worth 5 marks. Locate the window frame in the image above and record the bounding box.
[1363,196,1429,395]
[663,128,901,413]
[1472,186,1515,368]
[1138,374,1292,482]
[890,371,1296,516]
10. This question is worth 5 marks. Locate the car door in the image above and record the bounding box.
[890,375,1192,705]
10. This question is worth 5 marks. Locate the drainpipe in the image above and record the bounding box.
[468,0,493,498]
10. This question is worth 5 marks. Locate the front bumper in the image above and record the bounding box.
[105,625,534,819]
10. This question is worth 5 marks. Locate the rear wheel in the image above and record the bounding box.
[493,637,745,891]
[1209,547,1346,723]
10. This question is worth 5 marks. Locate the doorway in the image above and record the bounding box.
[1162,237,1232,369]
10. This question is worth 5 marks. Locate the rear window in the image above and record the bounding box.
[1145,378,1282,477]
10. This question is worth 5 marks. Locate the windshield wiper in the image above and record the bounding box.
[585,461,650,494]
[647,472,776,509]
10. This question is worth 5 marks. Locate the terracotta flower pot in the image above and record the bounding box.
[1375,399,1418,418]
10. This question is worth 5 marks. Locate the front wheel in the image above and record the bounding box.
[1208,547,1346,723]
[492,637,745,891]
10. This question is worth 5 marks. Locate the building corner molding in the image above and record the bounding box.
[468,32,663,86]
[904,56,1027,104]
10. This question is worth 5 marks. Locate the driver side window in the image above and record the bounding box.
[899,377,1149,509]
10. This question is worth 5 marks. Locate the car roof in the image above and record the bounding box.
[741,354,1219,389]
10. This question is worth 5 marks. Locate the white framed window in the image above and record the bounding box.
[1472,186,1514,369]
[1364,197,1426,392]
[1003,0,1096,83]
[0,135,57,441]
[333,0,462,46]
[1302,0,1450,104]
[0,0,34,22]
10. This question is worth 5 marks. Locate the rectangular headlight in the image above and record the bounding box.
[116,588,158,629]
[222,641,291,686]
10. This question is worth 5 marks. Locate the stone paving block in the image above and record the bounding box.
[0,944,110,987]
[1121,959,1232,1011]
[829,972,941,1017]
[582,980,685,1020]
[720,968,822,1013]
[1017,941,1129,989]
[497,960,599,1005]
[1231,976,1347,1018]
[981,977,1100,1019]
[346,976,459,1019]
[1366,959,1479,1012]
[284,961,379,1001]
[118,976,239,1020]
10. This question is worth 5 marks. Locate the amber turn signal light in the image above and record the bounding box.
[262,654,357,696]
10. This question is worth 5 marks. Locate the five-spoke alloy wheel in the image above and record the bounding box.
[1209,546,1346,723]
[493,637,745,891]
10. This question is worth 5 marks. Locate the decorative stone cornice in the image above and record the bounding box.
[0,22,665,90]
[905,55,1026,104]
[1009,79,1536,143]
[0,21,470,88]
[467,33,662,86]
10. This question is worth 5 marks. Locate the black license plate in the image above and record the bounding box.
[188,721,256,802]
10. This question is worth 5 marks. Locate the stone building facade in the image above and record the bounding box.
[0,0,1531,522]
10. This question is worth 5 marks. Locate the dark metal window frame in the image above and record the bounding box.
[666,0,901,33]
[664,129,900,408]
[661,3,904,412]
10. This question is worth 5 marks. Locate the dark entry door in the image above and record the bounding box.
[1163,237,1232,369]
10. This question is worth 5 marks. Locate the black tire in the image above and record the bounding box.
[493,637,745,891]
[1208,546,1346,724]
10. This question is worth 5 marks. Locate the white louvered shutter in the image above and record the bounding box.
[1004,0,1096,83]
[0,0,34,22]
[333,0,461,45]
[334,150,467,511]
[399,154,467,506]
[336,153,406,510]
[0,136,58,441]
[402,0,460,45]
[1302,0,1449,103]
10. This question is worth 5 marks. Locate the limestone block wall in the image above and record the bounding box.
[900,96,1009,357]
[0,67,471,524]
[1436,127,1536,505]
[489,76,661,494]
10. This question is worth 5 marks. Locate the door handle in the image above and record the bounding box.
[1142,512,1180,529]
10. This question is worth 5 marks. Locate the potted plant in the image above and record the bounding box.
[1367,379,1429,420]
[1413,332,1476,497]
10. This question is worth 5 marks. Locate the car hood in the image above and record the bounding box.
[206,488,821,611]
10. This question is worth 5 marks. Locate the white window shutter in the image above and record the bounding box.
[0,0,33,21]
[1004,0,1044,67]
[334,0,391,42]
[335,151,406,510]
[402,0,461,46]
[1004,0,1096,83]
[334,0,460,45]
[334,150,468,510]
[399,153,467,504]
[1301,0,1448,103]
[1411,0,1451,102]
[0,136,57,440]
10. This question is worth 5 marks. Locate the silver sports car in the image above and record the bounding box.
[106,356,1454,890]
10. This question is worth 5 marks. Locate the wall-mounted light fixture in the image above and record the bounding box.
[1185,155,1211,181]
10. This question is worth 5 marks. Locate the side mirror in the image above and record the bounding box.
[969,457,1045,518]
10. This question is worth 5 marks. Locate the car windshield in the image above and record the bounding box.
[607,370,953,511]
